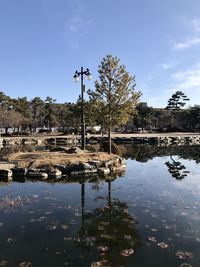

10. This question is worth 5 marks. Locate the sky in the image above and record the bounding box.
[0,0,200,107]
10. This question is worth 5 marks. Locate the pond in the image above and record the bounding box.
[0,145,200,267]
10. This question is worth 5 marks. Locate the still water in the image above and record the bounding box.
[0,145,200,267]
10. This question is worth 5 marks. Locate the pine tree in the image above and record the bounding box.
[88,55,141,154]
[166,91,189,110]
[166,91,190,130]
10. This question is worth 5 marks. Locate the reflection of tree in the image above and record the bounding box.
[122,144,200,165]
[125,144,155,162]
[76,179,140,267]
[165,156,189,180]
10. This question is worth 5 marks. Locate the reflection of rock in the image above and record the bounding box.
[27,171,48,180]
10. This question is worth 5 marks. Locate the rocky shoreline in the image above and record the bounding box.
[0,152,126,182]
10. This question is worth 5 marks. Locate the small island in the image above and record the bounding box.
[0,148,126,181]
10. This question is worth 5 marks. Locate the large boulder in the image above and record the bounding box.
[97,168,110,175]
[11,167,27,177]
[48,169,62,178]
[27,170,48,180]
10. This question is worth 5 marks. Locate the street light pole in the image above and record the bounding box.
[73,67,92,150]
[80,67,85,150]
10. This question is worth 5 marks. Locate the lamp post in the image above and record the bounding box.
[73,67,92,150]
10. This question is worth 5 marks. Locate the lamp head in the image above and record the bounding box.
[73,71,79,82]
[85,68,92,80]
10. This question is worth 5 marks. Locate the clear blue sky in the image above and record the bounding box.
[0,0,200,107]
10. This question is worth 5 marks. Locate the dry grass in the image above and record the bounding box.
[8,151,117,168]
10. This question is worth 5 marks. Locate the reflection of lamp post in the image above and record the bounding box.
[73,67,92,150]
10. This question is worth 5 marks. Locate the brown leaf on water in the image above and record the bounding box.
[18,262,32,267]
[148,236,157,243]
[180,264,192,267]
[120,248,134,257]
[157,242,168,248]
[0,260,8,266]
[91,260,110,267]
[176,250,193,259]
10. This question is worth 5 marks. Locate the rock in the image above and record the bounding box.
[102,160,115,168]
[0,169,12,181]
[67,147,84,154]
[78,162,95,170]
[97,168,110,175]
[111,165,126,173]
[27,171,48,180]
[48,169,62,178]
[88,160,101,168]
[55,164,71,174]
[11,167,27,177]
[0,162,15,170]
[119,157,126,166]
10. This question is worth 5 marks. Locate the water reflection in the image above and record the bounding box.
[76,178,141,267]
[1,144,200,266]
[123,144,200,164]
[165,156,190,180]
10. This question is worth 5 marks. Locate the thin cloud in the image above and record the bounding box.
[172,18,200,50]
[171,64,200,90]
[173,37,200,50]
[64,2,92,50]
[191,18,200,33]
[67,16,92,34]
[159,61,175,70]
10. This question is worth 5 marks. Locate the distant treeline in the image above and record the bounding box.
[0,91,199,135]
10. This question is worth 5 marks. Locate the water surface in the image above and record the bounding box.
[0,145,200,267]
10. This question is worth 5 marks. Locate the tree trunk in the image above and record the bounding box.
[108,125,111,154]
[108,78,112,154]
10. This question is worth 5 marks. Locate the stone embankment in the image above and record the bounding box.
[0,151,126,182]
[0,133,200,147]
